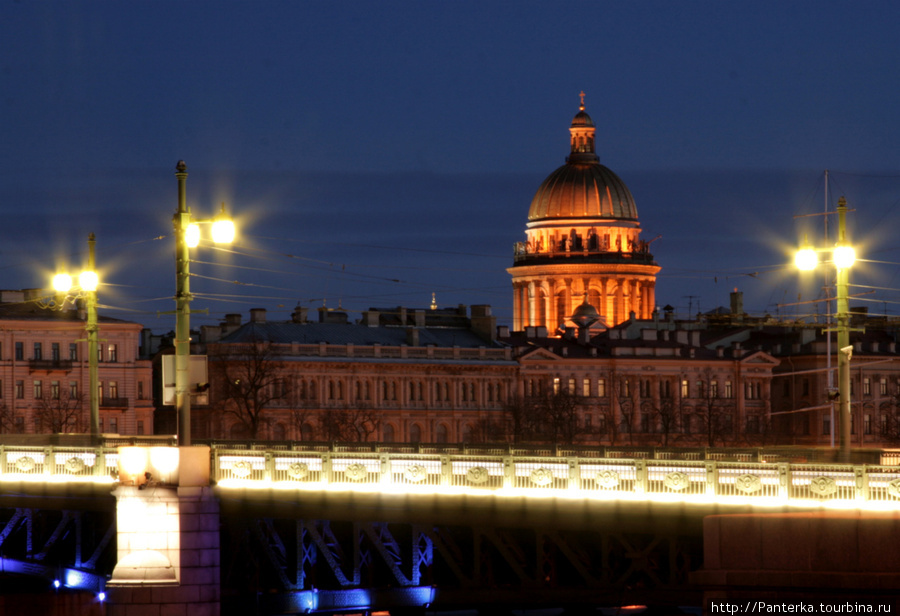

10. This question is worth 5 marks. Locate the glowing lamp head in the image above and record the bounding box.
[52,273,73,293]
[212,218,235,244]
[833,244,855,269]
[79,270,99,292]
[185,223,201,248]
[794,246,818,271]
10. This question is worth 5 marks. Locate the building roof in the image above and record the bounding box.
[0,295,134,326]
[217,320,500,348]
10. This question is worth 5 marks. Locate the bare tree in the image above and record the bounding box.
[502,394,543,443]
[319,402,380,442]
[693,368,736,447]
[210,340,289,439]
[34,393,85,433]
[651,396,679,447]
[0,403,19,433]
[613,376,639,445]
[537,389,580,443]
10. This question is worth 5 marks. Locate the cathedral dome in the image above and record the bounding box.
[527,96,638,222]
[527,163,637,222]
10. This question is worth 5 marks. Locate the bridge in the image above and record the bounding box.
[1,439,899,615]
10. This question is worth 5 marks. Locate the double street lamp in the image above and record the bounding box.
[794,196,855,461]
[51,233,100,442]
[173,161,235,446]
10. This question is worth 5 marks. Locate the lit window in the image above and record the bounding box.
[107,344,118,363]
[597,378,606,397]
[33,380,42,400]
[583,378,591,398]
[681,379,689,398]
[15,381,23,399]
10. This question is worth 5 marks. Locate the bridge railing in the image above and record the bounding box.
[210,447,900,506]
[0,444,118,479]
[3,439,900,506]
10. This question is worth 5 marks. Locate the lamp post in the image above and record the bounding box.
[795,196,855,461]
[52,233,100,443]
[173,161,235,447]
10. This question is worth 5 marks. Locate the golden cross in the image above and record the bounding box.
[579,90,586,108]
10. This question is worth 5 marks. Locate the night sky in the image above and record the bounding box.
[3,2,900,333]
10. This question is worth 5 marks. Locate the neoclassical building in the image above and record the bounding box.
[509,94,660,332]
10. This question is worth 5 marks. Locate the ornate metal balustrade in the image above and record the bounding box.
[212,447,900,506]
[2,441,900,506]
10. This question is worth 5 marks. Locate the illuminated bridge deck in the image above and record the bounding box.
[3,441,900,509]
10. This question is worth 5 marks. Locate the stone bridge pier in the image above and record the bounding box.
[106,446,220,616]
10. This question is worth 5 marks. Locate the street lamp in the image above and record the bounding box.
[794,196,855,461]
[173,160,235,446]
[51,233,100,443]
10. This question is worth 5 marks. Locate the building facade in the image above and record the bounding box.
[0,289,154,435]
[508,94,660,332]
[196,305,517,442]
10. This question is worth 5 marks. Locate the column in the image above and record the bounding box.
[106,447,220,616]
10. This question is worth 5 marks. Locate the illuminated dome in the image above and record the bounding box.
[528,164,637,222]
[508,93,660,333]
[527,98,638,222]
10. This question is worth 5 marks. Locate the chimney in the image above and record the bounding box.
[412,309,425,328]
[224,313,242,327]
[362,310,380,327]
[291,305,308,323]
[250,308,266,323]
[730,288,744,317]
[470,304,496,343]
[406,328,420,346]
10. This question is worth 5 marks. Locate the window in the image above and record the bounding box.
[14,416,24,433]
[710,380,719,398]
[583,378,591,398]
[682,414,692,435]
[137,420,144,436]
[15,342,22,361]
[33,380,42,399]
[865,414,872,435]
[696,380,705,399]
[109,381,118,400]
[69,343,78,361]
[622,379,630,397]
[660,379,671,398]
[864,377,871,396]
[567,378,576,395]
[409,423,422,442]
[553,377,560,394]
[137,381,144,400]
[725,381,733,399]
[51,343,60,362]
[69,381,78,399]
[33,343,42,360]
[51,381,60,400]
[15,381,23,399]
[584,414,592,429]
[681,379,689,398]
[881,378,888,396]
[823,413,831,436]
[109,417,118,434]
[597,378,606,397]
[107,344,118,363]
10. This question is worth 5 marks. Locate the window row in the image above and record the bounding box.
[292,378,506,405]
[11,341,119,362]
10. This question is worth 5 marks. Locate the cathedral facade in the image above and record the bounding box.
[508,95,660,333]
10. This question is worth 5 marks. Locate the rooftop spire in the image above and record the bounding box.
[579,90,586,110]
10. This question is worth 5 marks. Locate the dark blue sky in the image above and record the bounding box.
[2,2,900,332]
